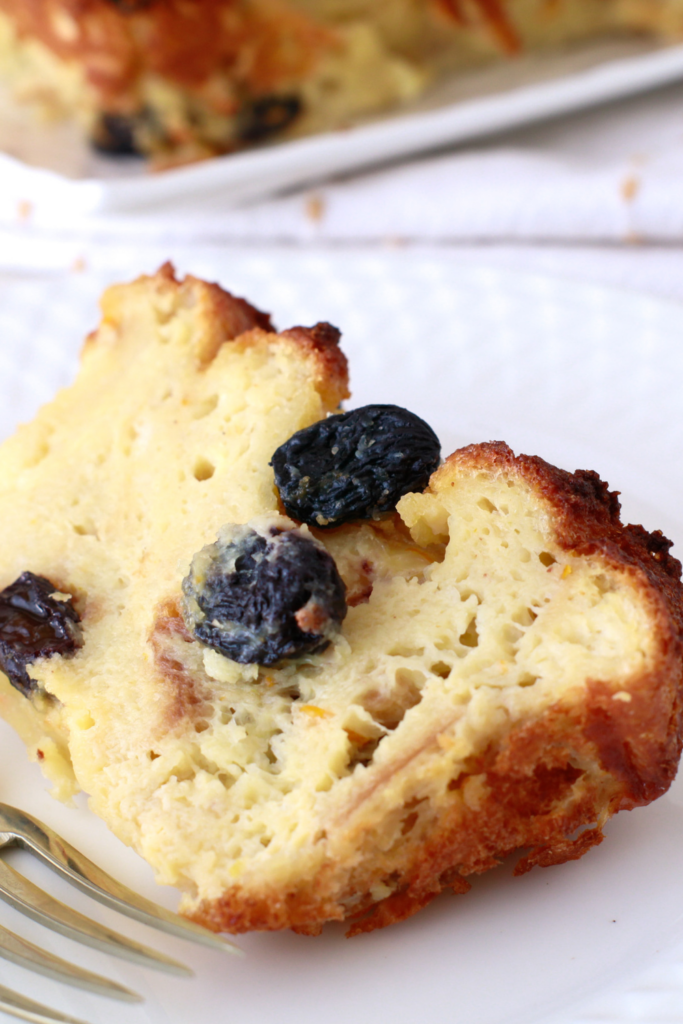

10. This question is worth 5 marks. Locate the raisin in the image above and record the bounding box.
[271,405,441,528]
[0,572,82,697]
[237,95,302,143]
[182,516,346,666]
[90,113,145,156]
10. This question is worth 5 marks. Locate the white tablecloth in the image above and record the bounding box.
[4,76,683,245]
[2,76,683,306]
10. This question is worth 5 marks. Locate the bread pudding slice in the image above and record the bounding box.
[0,265,681,938]
[1,0,683,166]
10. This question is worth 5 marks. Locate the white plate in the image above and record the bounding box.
[1,251,683,1024]
[3,38,683,220]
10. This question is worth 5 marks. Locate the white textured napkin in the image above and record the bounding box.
[3,76,683,247]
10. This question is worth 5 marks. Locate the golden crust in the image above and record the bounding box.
[279,322,350,410]
[96,264,349,403]
[0,0,332,99]
[0,0,509,103]
[91,261,274,355]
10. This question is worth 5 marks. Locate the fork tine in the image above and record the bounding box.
[0,804,239,955]
[0,923,141,1001]
[0,860,192,976]
[0,983,92,1024]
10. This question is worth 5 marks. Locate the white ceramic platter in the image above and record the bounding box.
[1,250,683,1024]
[2,38,683,218]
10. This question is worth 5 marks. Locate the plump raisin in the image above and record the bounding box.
[271,405,441,528]
[182,515,346,667]
[0,572,82,697]
[237,95,302,143]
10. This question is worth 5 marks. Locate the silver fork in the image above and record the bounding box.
[0,803,240,1024]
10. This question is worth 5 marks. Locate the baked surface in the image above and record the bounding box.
[0,0,682,164]
[0,265,682,936]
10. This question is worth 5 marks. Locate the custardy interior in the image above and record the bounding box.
[0,267,677,936]
[132,464,653,909]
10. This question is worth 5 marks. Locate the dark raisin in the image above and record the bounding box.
[90,113,145,156]
[0,572,82,697]
[182,516,346,666]
[237,95,302,143]
[271,404,441,528]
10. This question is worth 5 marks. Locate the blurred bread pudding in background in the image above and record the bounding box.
[0,0,680,167]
